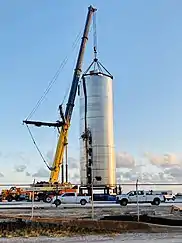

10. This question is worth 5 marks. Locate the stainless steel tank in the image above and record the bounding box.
[79,71,116,186]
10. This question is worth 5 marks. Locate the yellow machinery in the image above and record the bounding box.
[23,6,96,186]
[1,187,31,202]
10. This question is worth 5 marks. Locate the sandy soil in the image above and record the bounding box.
[0,205,181,242]
[0,233,182,243]
[0,204,175,219]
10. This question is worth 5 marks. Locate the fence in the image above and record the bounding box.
[0,182,181,221]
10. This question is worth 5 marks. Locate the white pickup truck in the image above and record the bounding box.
[151,191,176,202]
[163,193,176,201]
[52,192,91,207]
[116,190,164,206]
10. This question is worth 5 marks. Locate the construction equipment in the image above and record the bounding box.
[23,6,96,187]
[0,6,96,202]
[1,187,31,202]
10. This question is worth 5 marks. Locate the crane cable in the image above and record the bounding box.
[25,30,82,121]
[93,11,97,60]
[24,30,82,170]
[25,124,54,171]
[91,13,112,76]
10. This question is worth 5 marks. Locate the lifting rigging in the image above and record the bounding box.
[23,5,97,186]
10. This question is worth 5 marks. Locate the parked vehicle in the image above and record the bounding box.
[93,194,116,203]
[175,193,182,198]
[52,192,91,207]
[149,190,175,201]
[1,187,31,202]
[116,190,164,206]
[34,191,56,203]
[163,193,176,201]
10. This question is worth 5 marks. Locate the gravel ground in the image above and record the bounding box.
[0,205,181,242]
[0,233,182,242]
[0,204,178,219]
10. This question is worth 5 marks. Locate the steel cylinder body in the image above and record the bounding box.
[79,71,116,186]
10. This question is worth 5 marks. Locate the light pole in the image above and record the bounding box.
[91,176,102,219]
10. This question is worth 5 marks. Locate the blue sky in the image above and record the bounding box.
[0,0,182,183]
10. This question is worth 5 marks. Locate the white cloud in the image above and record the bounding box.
[0,170,33,184]
[3,152,30,165]
[0,172,4,177]
[14,165,27,172]
[144,152,182,168]
[1,148,182,190]
[116,156,177,185]
[68,157,79,169]
[32,167,49,178]
[116,152,135,168]
[165,167,182,180]
[46,150,54,166]
[69,172,80,184]
[26,172,31,177]
[45,151,79,170]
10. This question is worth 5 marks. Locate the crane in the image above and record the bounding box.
[49,5,96,184]
[23,6,96,185]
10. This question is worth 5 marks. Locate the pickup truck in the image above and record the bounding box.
[51,192,91,207]
[150,190,176,202]
[161,193,176,202]
[116,190,164,206]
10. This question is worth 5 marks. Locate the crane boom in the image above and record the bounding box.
[49,5,96,184]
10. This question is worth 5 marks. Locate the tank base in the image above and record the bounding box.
[79,185,121,196]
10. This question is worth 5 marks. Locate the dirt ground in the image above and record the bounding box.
[0,204,175,219]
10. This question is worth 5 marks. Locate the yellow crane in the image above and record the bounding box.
[23,6,96,186]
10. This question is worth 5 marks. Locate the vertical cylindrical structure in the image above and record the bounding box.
[80,71,116,186]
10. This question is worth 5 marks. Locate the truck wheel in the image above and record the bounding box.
[152,198,160,206]
[80,199,87,205]
[43,196,52,203]
[6,196,13,202]
[54,199,61,207]
[120,199,128,206]
[45,196,52,203]
[15,195,20,201]
[172,197,175,201]
[34,196,40,202]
